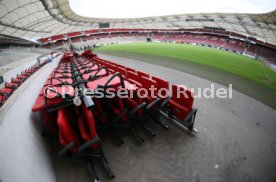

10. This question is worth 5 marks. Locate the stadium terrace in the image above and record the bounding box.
[0,1,276,182]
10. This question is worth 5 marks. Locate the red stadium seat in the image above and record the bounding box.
[5,82,18,91]
[57,108,81,153]
[0,88,12,107]
[152,76,170,102]
[166,84,197,132]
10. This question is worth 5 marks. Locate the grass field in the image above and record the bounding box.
[96,42,276,92]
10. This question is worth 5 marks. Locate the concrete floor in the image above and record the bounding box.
[53,54,276,182]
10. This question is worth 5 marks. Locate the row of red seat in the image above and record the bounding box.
[32,51,115,181]
[91,55,197,132]
[32,50,197,181]
[0,62,47,108]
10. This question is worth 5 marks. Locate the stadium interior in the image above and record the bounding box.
[0,0,276,182]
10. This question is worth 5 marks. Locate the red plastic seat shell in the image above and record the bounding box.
[57,108,81,153]
[168,84,194,121]
[87,75,137,91]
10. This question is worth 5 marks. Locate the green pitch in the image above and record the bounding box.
[96,42,276,91]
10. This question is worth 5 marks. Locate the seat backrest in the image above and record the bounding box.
[107,63,115,72]
[152,76,169,99]
[127,71,140,82]
[171,84,193,110]
[76,105,99,150]
[117,66,127,77]
[57,108,81,153]
[0,90,8,103]
[139,76,158,99]
[93,98,108,124]
[126,67,136,72]
[137,71,150,79]
[92,57,100,63]
[140,76,157,90]
[82,105,98,140]
[152,76,169,90]
[1,88,12,95]
[108,96,127,123]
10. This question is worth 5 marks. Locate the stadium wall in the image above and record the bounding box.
[0,58,60,182]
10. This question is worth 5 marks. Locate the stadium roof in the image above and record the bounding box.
[0,0,276,44]
[0,33,38,46]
